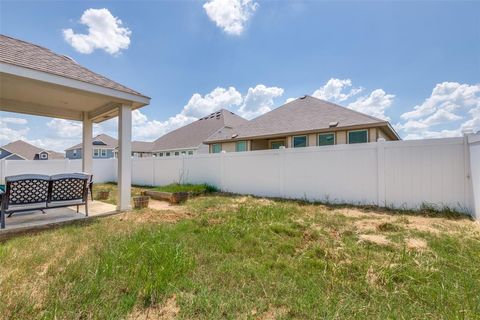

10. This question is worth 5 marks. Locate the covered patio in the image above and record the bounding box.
[0,35,150,231]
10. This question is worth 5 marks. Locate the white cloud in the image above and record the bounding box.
[311,78,394,120]
[313,78,363,103]
[397,82,480,139]
[0,116,30,146]
[63,8,131,55]
[1,117,28,125]
[237,85,284,119]
[203,0,258,35]
[347,89,395,121]
[183,87,242,118]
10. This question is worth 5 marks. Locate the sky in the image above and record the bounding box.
[0,0,479,152]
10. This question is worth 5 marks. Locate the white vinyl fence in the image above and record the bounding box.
[1,135,479,218]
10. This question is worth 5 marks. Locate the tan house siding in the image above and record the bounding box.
[336,131,347,144]
[251,139,269,151]
[378,128,389,140]
[222,142,236,152]
[212,127,395,152]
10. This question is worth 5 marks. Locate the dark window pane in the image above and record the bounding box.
[212,144,222,153]
[318,133,335,146]
[236,141,247,152]
[271,141,285,149]
[293,136,307,148]
[348,131,368,144]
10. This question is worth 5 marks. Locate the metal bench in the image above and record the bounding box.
[0,173,90,229]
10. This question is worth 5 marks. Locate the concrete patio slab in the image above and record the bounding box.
[0,201,117,238]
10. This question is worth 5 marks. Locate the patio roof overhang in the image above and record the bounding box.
[0,35,151,212]
[0,62,150,122]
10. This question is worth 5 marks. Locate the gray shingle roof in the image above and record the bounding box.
[153,109,248,151]
[1,140,64,160]
[0,34,147,98]
[131,141,154,153]
[65,134,118,151]
[205,96,399,142]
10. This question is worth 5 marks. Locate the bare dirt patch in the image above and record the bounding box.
[255,305,289,320]
[148,200,185,212]
[128,295,179,320]
[406,238,428,251]
[117,208,191,224]
[359,234,392,246]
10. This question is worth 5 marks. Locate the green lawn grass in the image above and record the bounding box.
[1,185,479,319]
[152,183,217,194]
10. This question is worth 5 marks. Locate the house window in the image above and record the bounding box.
[188,150,194,155]
[39,153,48,159]
[101,149,107,157]
[181,151,186,155]
[318,133,335,146]
[73,150,77,157]
[235,141,247,152]
[93,149,99,157]
[159,152,163,157]
[174,151,180,156]
[270,140,285,149]
[212,144,222,153]
[166,152,171,157]
[293,135,308,148]
[348,130,368,144]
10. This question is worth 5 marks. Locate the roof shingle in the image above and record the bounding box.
[0,34,147,97]
[153,109,248,151]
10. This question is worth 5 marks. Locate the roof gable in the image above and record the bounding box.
[65,133,118,151]
[153,109,248,151]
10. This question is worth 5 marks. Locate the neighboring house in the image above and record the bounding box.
[0,140,64,160]
[204,95,400,153]
[65,134,118,159]
[113,141,154,158]
[151,109,248,157]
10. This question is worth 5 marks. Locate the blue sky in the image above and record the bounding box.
[1,0,479,151]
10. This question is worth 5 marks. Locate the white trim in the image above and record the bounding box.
[347,129,369,144]
[4,153,27,160]
[318,132,336,146]
[0,62,150,105]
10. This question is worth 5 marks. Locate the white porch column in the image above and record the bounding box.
[117,104,132,211]
[82,112,93,174]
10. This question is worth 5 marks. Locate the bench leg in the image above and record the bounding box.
[1,209,5,229]
[76,205,79,213]
[85,202,89,217]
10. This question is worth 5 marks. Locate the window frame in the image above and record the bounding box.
[347,129,369,144]
[39,153,48,159]
[235,140,247,152]
[318,132,336,146]
[174,151,180,156]
[211,144,222,153]
[101,149,107,157]
[166,152,171,157]
[93,149,99,157]
[188,150,194,155]
[292,135,308,148]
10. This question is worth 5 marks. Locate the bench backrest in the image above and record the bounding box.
[4,174,50,206]
[50,173,89,202]
[3,173,90,209]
